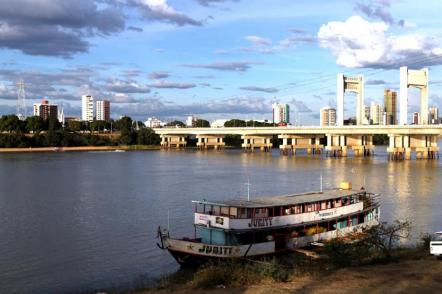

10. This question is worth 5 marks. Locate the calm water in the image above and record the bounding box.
[0,148,441,293]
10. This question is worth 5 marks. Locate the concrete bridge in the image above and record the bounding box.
[154,125,442,160]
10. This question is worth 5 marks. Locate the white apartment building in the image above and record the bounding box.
[186,115,198,127]
[320,107,336,126]
[272,103,290,124]
[96,100,110,121]
[81,95,94,122]
[370,102,383,125]
[144,117,164,128]
[211,119,228,128]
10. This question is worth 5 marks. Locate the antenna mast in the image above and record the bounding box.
[16,80,27,120]
[245,179,251,201]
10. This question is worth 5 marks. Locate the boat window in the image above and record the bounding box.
[335,199,342,207]
[196,203,204,213]
[204,204,212,214]
[342,197,350,206]
[431,234,442,241]
[220,206,229,216]
[239,208,252,218]
[294,205,302,214]
[229,207,237,218]
[212,205,220,215]
[255,208,268,218]
[321,201,327,210]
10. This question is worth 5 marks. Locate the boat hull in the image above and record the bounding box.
[162,219,379,267]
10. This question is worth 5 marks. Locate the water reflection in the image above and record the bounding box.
[0,149,441,293]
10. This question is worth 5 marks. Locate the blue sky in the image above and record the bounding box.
[0,0,441,124]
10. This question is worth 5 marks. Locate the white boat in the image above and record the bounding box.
[157,182,380,267]
[430,232,442,258]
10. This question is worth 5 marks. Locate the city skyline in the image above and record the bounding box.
[0,0,442,123]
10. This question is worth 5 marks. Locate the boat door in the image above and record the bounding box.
[274,233,288,251]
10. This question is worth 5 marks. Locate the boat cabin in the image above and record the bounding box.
[190,187,379,249]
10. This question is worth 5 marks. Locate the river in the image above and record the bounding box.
[0,147,441,293]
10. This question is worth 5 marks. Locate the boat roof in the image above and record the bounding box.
[192,188,368,208]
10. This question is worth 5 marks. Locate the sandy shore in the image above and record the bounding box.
[0,145,160,153]
[140,256,442,294]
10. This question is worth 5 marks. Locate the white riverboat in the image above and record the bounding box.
[430,232,442,258]
[157,182,380,266]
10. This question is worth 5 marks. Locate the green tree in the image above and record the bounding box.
[165,120,185,127]
[195,119,210,128]
[137,128,160,145]
[119,129,136,145]
[224,119,246,127]
[47,117,62,131]
[25,116,44,134]
[0,115,24,133]
[115,116,133,132]
[66,120,82,132]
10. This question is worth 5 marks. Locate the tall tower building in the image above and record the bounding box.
[272,103,290,124]
[428,106,439,124]
[82,95,94,122]
[370,102,382,125]
[384,89,397,125]
[320,107,336,126]
[33,98,58,120]
[96,100,110,121]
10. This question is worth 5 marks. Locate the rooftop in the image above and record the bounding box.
[192,188,367,208]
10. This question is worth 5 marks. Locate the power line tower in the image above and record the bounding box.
[16,80,27,120]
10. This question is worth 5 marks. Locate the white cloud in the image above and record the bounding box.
[245,35,272,46]
[317,16,442,68]
[138,0,202,26]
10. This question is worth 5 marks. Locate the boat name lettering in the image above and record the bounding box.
[248,217,273,227]
[317,211,336,218]
[198,215,208,221]
[198,245,233,255]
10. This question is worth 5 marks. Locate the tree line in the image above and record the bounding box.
[0,115,160,148]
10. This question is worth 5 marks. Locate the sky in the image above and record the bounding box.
[0,0,442,125]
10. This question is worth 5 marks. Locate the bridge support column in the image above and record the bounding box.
[196,135,225,150]
[278,135,324,156]
[347,135,374,157]
[160,135,187,149]
[279,136,292,155]
[325,134,341,157]
[242,135,272,152]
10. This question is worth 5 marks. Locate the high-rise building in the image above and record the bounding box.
[33,98,58,120]
[272,103,290,124]
[320,107,336,126]
[370,102,382,125]
[412,112,420,124]
[96,100,110,121]
[364,105,370,124]
[81,95,94,122]
[384,89,397,125]
[429,106,439,124]
[186,115,198,127]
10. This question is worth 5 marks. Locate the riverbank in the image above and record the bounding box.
[134,253,441,294]
[0,145,161,153]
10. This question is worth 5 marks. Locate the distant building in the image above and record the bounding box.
[186,115,198,127]
[384,89,397,125]
[144,117,164,128]
[412,112,420,124]
[81,95,94,122]
[364,105,370,124]
[211,119,228,128]
[96,100,110,121]
[320,107,336,126]
[272,103,290,124]
[370,102,382,125]
[58,107,65,126]
[33,98,58,120]
[429,106,439,124]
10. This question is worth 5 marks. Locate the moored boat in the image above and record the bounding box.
[157,182,380,267]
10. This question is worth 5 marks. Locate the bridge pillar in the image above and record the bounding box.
[241,135,272,152]
[160,135,187,149]
[196,135,225,150]
[278,135,324,156]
